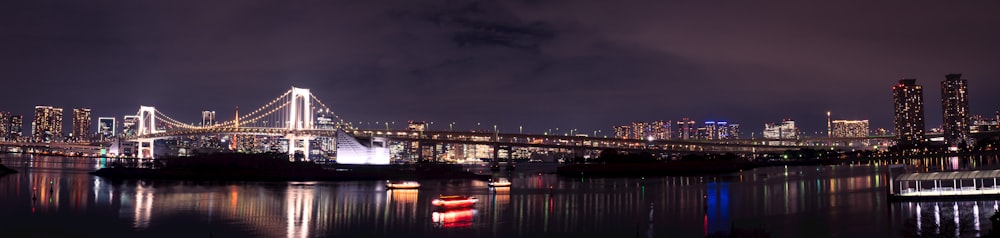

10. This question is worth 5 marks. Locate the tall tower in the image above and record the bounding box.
[826,111,832,138]
[941,74,970,147]
[232,106,239,151]
[893,79,925,149]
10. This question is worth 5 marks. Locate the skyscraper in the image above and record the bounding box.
[893,79,925,148]
[0,111,8,141]
[73,108,92,140]
[32,106,63,142]
[941,74,970,147]
[10,115,22,141]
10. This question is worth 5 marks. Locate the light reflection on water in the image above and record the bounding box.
[2,154,1000,237]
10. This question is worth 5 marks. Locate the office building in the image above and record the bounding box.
[941,74,970,146]
[0,112,8,141]
[122,115,138,137]
[32,106,63,142]
[73,108,92,140]
[718,121,740,140]
[893,79,926,148]
[9,115,22,140]
[676,118,696,140]
[763,119,798,139]
[201,111,216,126]
[631,121,649,140]
[649,120,670,140]
[831,120,870,138]
[613,125,630,139]
[98,117,116,139]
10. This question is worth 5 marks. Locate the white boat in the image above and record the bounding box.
[432,195,478,208]
[488,178,511,187]
[386,180,420,189]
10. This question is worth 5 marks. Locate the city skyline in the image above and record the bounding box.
[2,1,1000,136]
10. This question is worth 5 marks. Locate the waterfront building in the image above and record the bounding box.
[10,115,22,141]
[32,106,63,142]
[675,118,696,140]
[72,108,91,141]
[941,74,970,146]
[763,119,798,139]
[893,79,926,148]
[98,117,115,140]
[122,115,138,137]
[612,125,630,139]
[831,120,870,138]
[970,113,999,133]
[631,121,649,140]
[201,111,216,126]
[0,112,7,141]
[722,122,740,140]
[704,121,718,140]
[650,120,670,140]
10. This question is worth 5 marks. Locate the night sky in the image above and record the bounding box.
[3,0,1000,136]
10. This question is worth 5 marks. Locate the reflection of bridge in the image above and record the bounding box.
[95,86,900,160]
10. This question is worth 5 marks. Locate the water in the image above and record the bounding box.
[2,154,1000,237]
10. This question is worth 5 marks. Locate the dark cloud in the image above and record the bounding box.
[2,0,999,135]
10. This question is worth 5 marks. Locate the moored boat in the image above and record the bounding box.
[431,195,478,208]
[488,178,511,187]
[386,180,421,189]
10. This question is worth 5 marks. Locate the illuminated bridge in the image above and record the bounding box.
[103,86,896,160]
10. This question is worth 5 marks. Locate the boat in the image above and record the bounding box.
[488,178,511,187]
[432,208,476,228]
[431,195,478,208]
[386,180,420,189]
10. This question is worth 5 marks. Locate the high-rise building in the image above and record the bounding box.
[831,120,870,138]
[704,121,718,140]
[73,108,92,140]
[724,123,740,140]
[675,118,696,140]
[763,119,798,140]
[122,115,139,137]
[631,121,649,140]
[201,111,216,126]
[613,125,631,139]
[98,117,116,139]
[941,74,970,146]
[10,115,22,141]
[32,106,63,142]
[0,112,8,141]
[893,79,926,148]
[649,120,670,140]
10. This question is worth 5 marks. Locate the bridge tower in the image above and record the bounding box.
[286,87,315,161]
[136,106,159,159]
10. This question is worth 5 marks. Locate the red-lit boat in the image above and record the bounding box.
[431,195,478,208]
[432,208,476,228]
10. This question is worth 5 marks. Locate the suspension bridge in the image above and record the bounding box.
[95,86,888,162]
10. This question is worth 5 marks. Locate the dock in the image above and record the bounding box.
[890,169,1000,201]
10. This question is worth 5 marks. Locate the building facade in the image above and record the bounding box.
[72,108,91,141]
[941,74,970,146]
[763,119,798,139]
[831,120,870,138]
[98,117,115,140]
[675,118,696,140]
[893,79,926,148]
[122,115,138,137]
[613,125,630,139]
[32,106,63,142]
